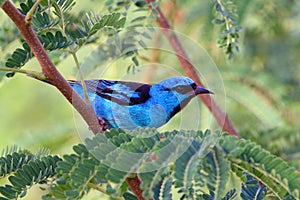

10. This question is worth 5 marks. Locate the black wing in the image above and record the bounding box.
[70,80,151,106]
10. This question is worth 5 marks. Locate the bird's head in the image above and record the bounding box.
[152,76,212,97]
[150,76,212,119]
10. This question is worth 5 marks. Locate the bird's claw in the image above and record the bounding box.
[98,117,109,132]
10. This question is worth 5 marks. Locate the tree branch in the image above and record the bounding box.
[147,0,240,138]
[1,0,101,134]
[126,174,147,200]
[1,1,145,199]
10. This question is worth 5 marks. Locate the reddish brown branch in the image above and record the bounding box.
[126,175,146,200]
[1,0,101,134]
[147,0,240,138]
[1,1,144,198]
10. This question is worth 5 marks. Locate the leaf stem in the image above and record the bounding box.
[0,66,46,80]
[25,0,42,24]
[69,49,90,104]
[88,183,124,200]
[216,0,232,47]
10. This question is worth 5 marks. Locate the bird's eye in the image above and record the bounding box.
[173,85,192,93]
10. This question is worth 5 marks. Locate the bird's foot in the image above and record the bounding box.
[98,117,109,132]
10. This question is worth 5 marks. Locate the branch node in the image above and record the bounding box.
[25,0,42,24]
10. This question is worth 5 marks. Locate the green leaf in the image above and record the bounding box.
[174,140,202,188]
[123,192,138,200]
[222,189,236,200]
[32,12,59,31]
[0,146,47,178]
[241,174,266,200]
[0,154,61,199]
[39,31,73,51]
[87,13,126,38]
[221,136,300,199]
[52,0,76,19]
[213,0,241,59]
[19,0,35,14]
[5,47,31,71]
[161,177,173,200]
[202,147,230,199]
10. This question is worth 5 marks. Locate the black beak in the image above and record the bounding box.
[193,86,214,95]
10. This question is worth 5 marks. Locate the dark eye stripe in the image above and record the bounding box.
[172,85,193,94]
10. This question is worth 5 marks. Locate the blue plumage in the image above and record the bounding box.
[69,76,212,129]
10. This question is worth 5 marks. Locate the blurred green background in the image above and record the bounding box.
[1,0,300,199]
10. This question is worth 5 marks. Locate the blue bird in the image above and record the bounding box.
[69,76,212,130]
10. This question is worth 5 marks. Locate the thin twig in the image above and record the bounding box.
[88,183,124,200]
[59,5,90,106]
[69,49,90,103]
[147,0,240,138]
[0,66,46,81]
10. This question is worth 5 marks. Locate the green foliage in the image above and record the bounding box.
[2,0,155,79]
[1,129,298,199]
[39,31,73,50]
[240,174,266,200]
[212,0,241,59]
[76,0,153,76]
[43,144,105,199]
[222,189,237,200]
[0,147,31,178]
[52,0,76,20]
[67,12,126,47]
[0,146,61,199]
[201,189,237,200]
[220,135,300,199]
[4,42,32,77]
[1,0,300,199]
[199,147,230,199]
[3,0,127,78]
[247,128,300,169]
